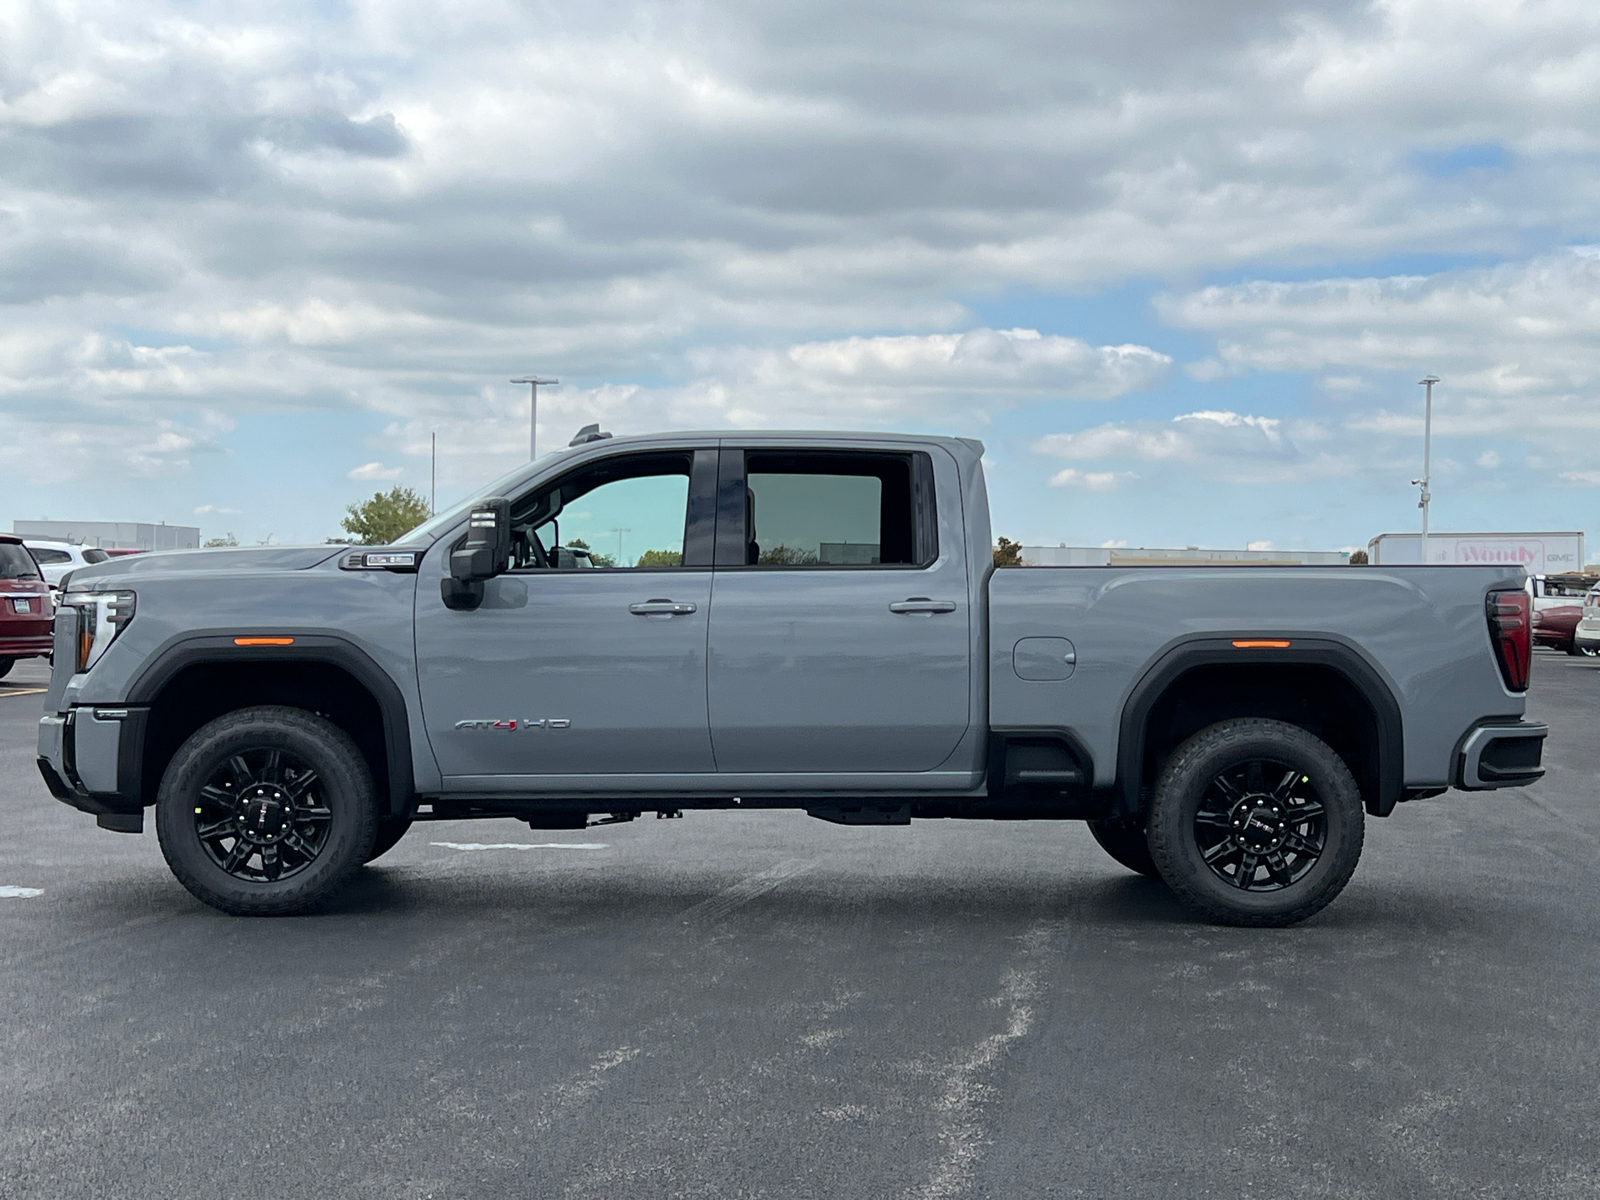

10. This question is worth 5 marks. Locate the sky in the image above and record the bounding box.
[3,0,1600,553]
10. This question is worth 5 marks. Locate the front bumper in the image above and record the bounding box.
[1456,722,1547,790]
[36,707,148,829]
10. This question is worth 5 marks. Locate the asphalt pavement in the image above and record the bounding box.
[2,652,1598,1199]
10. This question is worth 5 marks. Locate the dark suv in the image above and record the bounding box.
[0,535,54,679]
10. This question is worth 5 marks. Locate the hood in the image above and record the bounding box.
[63,546,343,587]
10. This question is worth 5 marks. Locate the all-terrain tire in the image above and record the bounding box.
[1088,816,1162,880]
[365,816,414,864]
[155,706,378,916]
[1147,718,1364,927]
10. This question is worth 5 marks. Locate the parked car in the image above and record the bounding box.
[39,427,1546,927]
[0,535,55,679]
[23,540,110,591]
[1574,585,1600,656]
[1528,573,1596,655]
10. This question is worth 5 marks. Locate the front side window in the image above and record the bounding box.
[509,453,692,570]
[741,451,934,567]
[0,544,42,581]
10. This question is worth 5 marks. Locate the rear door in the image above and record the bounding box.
[705,445,971,773]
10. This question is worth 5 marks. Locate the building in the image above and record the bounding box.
[12,520,201,552]
[1021,545,1350,567]
[1367,531,1584,573]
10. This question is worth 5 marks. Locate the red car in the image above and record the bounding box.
[0,535,55,679]
[1530,573,1599,655]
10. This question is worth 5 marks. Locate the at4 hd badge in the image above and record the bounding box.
[455,718,571,731]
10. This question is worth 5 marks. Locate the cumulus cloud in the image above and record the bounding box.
[1037,409,1294,464]
[193,504,241,515]
[348,462,404,481]
[1049,468,1137,490]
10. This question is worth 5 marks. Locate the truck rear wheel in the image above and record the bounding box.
[1146,719,1363,927]
[155,706,378,916]
[1087,817,1161,880]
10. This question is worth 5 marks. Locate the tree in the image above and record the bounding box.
[1348,549,1369,565]
[566,537,616,567]
[203,533,238,548]
[993,536,1025,567]
[758,544,820,565]
[341,486,432,545]
[636,548,683,567]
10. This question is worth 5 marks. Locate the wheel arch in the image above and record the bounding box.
[1116,636,1404,819]
[126,635,415,816]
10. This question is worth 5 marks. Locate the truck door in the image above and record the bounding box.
[706,446,971,773]
[416,447,719,782]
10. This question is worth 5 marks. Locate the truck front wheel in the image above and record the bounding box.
[155,706,378,916]
[1146,719,1364,927]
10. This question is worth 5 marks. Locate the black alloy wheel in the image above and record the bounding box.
[1191,759,1326,893]
[1147,718,1363,927]
[156,706,377,916]
[192,748,331,883]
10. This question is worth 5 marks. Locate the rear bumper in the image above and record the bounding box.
[0,634,52,657]
[36,707,147,825]
[1456,722,1547,790]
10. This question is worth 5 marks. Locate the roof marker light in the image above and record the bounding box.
[234,637,295,647]
[1232,640,1291,649]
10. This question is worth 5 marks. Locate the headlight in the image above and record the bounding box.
[61,590,136,673]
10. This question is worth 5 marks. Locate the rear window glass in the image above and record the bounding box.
[0,544,42,580]
[82,548,109,564]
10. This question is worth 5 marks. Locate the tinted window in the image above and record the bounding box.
[510,453,692,569]
[742,452,932,567]
[29,547,71,565]
[82,549,109,563]
[0,544,42,581]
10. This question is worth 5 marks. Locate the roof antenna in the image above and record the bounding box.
[569,423,613,446]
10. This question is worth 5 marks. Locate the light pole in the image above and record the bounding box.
[1413,375,1439,562]
[511,376,558,461]
[612,526,631,565]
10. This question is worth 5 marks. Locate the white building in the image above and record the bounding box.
[13,520,201,552]
[1367,531,1585,573]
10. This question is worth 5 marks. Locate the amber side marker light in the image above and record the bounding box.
[1232,639,1291,649]
[234,637,295,647]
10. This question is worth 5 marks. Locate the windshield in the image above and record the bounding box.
[393,450,581,546]
[0,543,42,581]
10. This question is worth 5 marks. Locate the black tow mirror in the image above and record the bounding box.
[443,498,510,611]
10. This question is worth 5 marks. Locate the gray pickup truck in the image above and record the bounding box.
[36,428,1547,925]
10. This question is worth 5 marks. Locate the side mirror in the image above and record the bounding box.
[443,498,510,611]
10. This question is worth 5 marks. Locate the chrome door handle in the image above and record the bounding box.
[629,599,698,616]
[888,598,957,615]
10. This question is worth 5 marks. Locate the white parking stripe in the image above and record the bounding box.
[429,842,609,851]
[0,886,44,898]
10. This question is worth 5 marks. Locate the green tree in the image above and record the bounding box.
[636,548,683,567]
[203,533,238,548]
[566,537,617,567]
[1348,549,1369,565]
[758,544,820,565]
[341,486,432,545]
[993,536,1025,567]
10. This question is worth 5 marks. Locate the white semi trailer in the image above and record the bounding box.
[1368,531,1585,573]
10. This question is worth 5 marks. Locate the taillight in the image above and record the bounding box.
[1487,589,1531,692]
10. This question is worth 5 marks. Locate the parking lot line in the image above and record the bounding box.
[0,688,46,699]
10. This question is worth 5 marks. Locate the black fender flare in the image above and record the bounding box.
[125,633,416,816]
[1115,635,1405,818]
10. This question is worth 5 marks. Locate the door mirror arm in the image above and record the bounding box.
[444,497,511,612]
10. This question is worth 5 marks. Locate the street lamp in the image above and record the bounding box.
[1413,375,1440,562]
[511,376,559,461]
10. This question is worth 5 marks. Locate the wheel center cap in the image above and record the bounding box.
[237,785,291,843]
[1230,797,1288,854]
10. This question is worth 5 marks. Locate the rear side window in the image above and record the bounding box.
[741,451,936,567]
[82,549,109,564]
[0,544,42,581]
[29,547,71,565]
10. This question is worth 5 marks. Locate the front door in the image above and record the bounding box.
[706,446,972,774]
[417,447,719,785]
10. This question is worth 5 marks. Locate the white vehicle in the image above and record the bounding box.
[22,540,110,590]
[1576,585,1600,655]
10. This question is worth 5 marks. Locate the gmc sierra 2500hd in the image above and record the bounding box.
[37,428,1546,925]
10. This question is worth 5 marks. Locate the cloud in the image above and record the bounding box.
[1037,409,1294,465]
[1246,540,1275,551]
[348,462,403,481]
[1478,450,1502,468]
[193,504,241,515]
[1049,468,1137,490]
